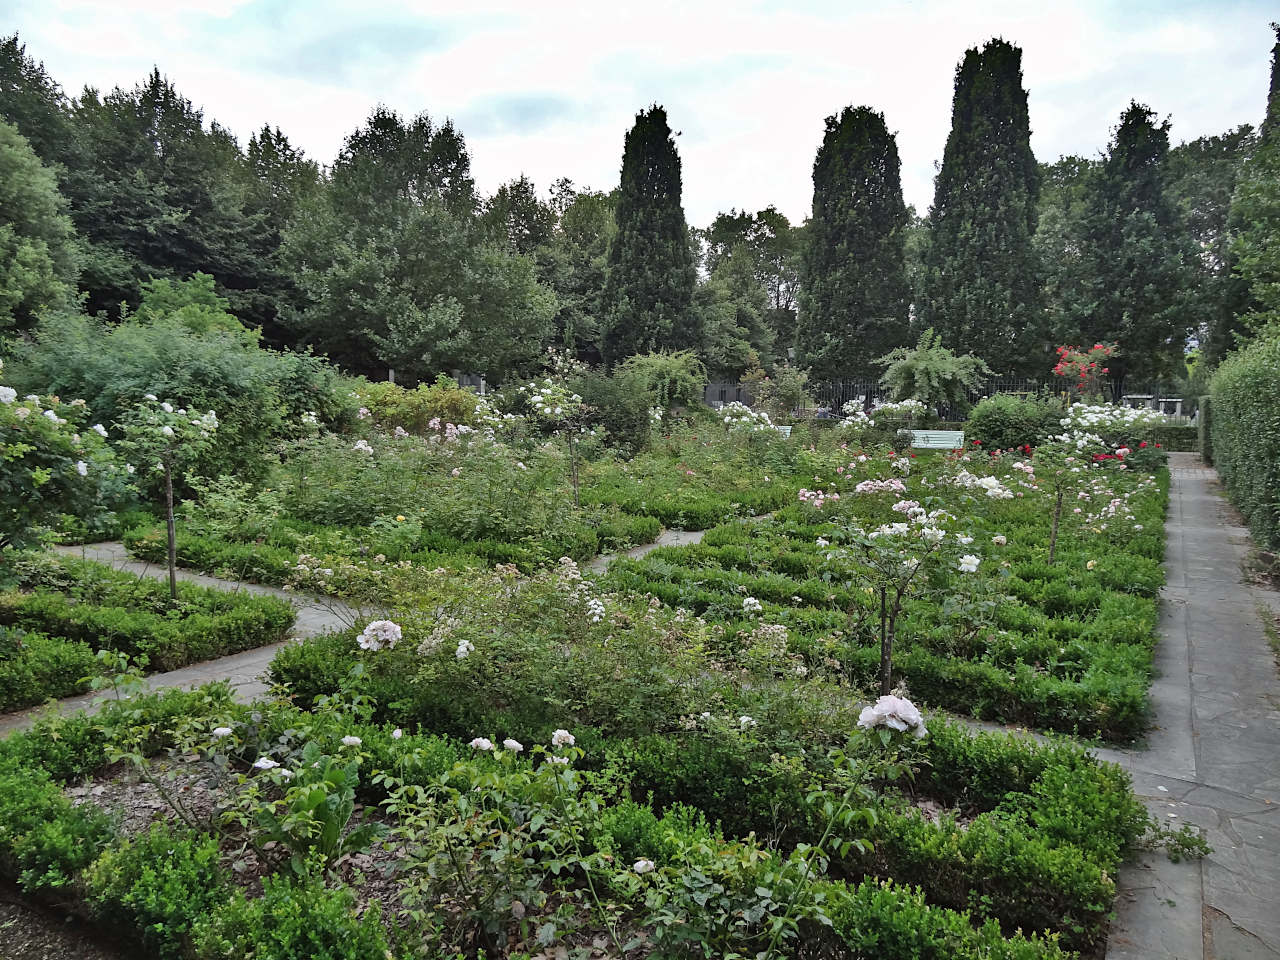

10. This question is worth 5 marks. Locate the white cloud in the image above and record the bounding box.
[7,0,1275,225]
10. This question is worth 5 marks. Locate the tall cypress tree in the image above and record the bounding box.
[921,39,1041,374]
[796,106,909,378]
[602,105,695,365]
[1077,102,1191,390]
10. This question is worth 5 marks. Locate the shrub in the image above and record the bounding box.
[818,878,1068,959]
[0,625,98,711]
[0,763,112,892]
[192,875,391,960]
[569,366,652,453]
[619,350,707,410]
[1199,394,1213,464]
[966,394,1063,450]
[7,313,345,494]
[1210,331,1280,549]
[0,360,128,552]
[4,555,295,670]
[86,823,228,958]
[351,374,479,432]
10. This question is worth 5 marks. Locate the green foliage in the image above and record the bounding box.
[0,119,77,331]
[797,106,910,377]
[67,70,283,326]
[822,878,1067,959]
[1166,126,1256,367]
[0,762,112,892]
[0,360,129,552]
[1199,394,1213,464]
[603,106,697,364]
[701,206,801,358]
[619,349,706,410]
[192,875,392,960]
[920,39,1042,375]
[0,624,98,711]
[695,245,776,378]
[1227,25,1280,339]
[3,553,295,669]
[568,366,652,453]
[85,823,228,958]
[1076,102,1193,386]
[283,105,552,381]
[1210,330,1280,548]
[351,375,479,433]
[875,328,993,414]
[966,394,1065,450]
[8,312,346,492]
[133,272,253,339]
[244,742,387,877]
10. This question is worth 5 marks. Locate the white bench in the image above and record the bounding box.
[909,429,965,450]
[774,425,792,438]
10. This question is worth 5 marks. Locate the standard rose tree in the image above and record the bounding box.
[117,395,218,601]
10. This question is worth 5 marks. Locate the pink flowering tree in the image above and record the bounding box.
[118,395,218,600]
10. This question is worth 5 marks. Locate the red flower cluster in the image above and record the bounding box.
[1053,343,1116,390]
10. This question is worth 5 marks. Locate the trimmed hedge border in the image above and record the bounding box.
[0,688,1075,960]
[1199,395,1213,465]
[1210,332,1280,550]
[0,556,295,675]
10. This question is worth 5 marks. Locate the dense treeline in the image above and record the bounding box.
[1,28,1278,390]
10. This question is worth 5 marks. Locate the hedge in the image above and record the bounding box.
[2,556,295,672]
[1199,395,1213,465]
[1210,332,1280,549]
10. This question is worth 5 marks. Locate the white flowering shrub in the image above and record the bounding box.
[1060,402,1168,444]
[322,561,720,740]
[0,360,128,551]
[872,398,928,422]
[720,401,775,433]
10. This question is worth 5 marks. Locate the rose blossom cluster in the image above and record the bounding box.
[857,694,928,738]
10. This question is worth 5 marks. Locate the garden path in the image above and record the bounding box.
[970,455,1280,958]
[1099,452,1280,959]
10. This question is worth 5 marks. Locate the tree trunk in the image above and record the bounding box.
[878,587,892,695]
[1048,484,1064,565]
[569,434,581,508]
[164,461,178,603]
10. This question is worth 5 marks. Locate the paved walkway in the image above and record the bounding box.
[1104,453,1280,959]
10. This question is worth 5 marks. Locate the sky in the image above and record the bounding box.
[3,0,1275,226]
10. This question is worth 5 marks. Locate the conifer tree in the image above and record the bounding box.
[601,106,695,365]
[1077,102,1191,390]
[796,106,909,378]
[1228,23,1280,339]
[921,39,1041,374]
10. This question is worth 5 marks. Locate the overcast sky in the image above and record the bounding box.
[4,0,1275,225]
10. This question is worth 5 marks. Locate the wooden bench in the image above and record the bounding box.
[909,429,964,450]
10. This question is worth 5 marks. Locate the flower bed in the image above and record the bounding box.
[264,549,1193,953]
[602,450,1167,741]
[0,680,1179,958]
[0,555,295,695]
